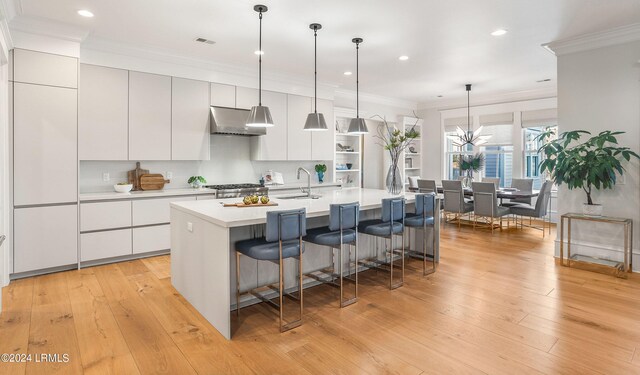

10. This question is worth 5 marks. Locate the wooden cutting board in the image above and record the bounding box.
[127,162,149,191]
[223,202,279,208]
[139,174,170,191]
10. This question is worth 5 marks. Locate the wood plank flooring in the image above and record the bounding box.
[2,224,640,374]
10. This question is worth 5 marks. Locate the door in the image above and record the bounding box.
[172,78,210,160]
[129,71,171,160]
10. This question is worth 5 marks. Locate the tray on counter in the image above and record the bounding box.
[223,202,279,208]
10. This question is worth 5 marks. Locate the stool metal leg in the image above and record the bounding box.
[236,251,241,316]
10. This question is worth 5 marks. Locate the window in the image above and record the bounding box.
[481,145,514,188]
[444,131,472,180]
[523,126,557,189]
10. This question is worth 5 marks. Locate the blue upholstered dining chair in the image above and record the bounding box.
[357,198,406,290]
[303,202,360,307]
[235,208,306,332]
[405,193,437,275]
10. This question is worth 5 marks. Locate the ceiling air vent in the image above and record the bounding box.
[195,38,215,45]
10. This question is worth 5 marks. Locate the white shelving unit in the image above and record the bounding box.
[334,109,362,188]
[400,116,423,190]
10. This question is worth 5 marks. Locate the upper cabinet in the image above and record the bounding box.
[287,94,312,160]
[172,78,210,160]
[13,49,77,88]
[312,99,335,161]
[235,86,259,110]
[13,83,78,206]
[211,82,236,108]
[79,64,129,160]
[129,71,172,160]
[251,90,288,160]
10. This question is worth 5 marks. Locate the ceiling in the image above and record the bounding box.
[5,0,640,104]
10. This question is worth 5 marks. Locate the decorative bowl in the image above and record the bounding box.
[114,184,133,193]
[346,163,353,170]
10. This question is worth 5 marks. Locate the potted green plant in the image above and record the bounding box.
[459,153,485,188]
[187,176,207,189]
[315,164,327,183]
[537,130,639,216]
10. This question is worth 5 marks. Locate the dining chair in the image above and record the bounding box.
[417,179,436,194]
[502,178,534,207]
[471,182,510,233]
[442,180,473,228]
[303,202,360,307]
[510,180,553,237]
[235,208,306,332]
[482,177,500,189]
[404,193,437,275]
[358,198,406,289]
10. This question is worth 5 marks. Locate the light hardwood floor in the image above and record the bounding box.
[1,224,640,374]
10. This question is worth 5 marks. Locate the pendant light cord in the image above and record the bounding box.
[313,26,318,113]
[258,10,263,106]
[467,88,470,133]
[356,40,360,119]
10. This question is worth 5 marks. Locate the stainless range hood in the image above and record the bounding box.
[210,106,266,136]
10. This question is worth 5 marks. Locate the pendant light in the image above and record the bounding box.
[347,37,368,134]
[246,5,274,127]
[303,23,328,131]
[446,84,491,146]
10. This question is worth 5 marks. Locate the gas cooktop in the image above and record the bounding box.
[203,183,268,198]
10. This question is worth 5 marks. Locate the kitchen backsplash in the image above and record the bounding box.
[80,135,332,193]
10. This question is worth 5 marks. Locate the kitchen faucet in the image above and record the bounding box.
[297,167,311,197]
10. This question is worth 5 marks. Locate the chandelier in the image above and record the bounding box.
[447,84,491,147]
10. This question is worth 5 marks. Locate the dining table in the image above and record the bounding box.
[434,187,539,202]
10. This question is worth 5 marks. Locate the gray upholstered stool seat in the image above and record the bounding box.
[304,228,356,247]
[236,238,304,261]
[403,214,435,227]
[358,220,403,236]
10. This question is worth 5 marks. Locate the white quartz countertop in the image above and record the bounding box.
[170,188,416,228]
[79,188,216,202]
[266,182,342,191]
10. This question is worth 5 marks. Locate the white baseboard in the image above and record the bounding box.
[554,238,638,272]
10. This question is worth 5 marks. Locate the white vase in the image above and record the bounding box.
[582,203,603,216]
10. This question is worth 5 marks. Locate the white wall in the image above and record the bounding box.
[556,40,640,269]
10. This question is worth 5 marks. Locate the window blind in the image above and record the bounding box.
[480,123,512,146]
[521,109,557,128]
[479,112,513,126]
[443,116,469,133]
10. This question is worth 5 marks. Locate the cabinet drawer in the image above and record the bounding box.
[81,229,132,262]
[14,205,78,273]
[133,225,170,254]
[81,201,132,231]
[132,196,194,226]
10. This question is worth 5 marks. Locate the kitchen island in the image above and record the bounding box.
[170,188,439,339]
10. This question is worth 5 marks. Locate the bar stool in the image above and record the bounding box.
[235,208,306,332]
[357,198,405,289]
[303,202,360,307]
[405,193,437,275]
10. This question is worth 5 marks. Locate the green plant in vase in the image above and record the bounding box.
[187,176,207,189]
[537,129,639,216]
[373,115,420,194]
[315,164,327,183]
[459,153,485,188]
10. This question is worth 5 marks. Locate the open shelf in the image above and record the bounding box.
[336,169,360,172]
[405,167,420,170]
[336,151,360,155]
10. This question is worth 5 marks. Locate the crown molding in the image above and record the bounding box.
[0,0,20,22]
[0,1,14,50]
[418,86,557,111]
[9,15,89,42]
[334,88,417,111]
[543,23,640,56]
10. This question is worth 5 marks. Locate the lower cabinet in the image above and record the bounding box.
[133,225,170,254]
[81,229,132,262]
[14,204,78,273]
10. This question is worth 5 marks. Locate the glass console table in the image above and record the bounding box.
[559,213,633,278]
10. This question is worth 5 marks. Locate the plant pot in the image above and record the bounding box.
[582,203,603,216]
[191,181,203,189]
[317,171,324,183]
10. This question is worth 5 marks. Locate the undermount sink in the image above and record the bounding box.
[276,194,322,200]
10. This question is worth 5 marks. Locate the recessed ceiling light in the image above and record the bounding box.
[254,50,264,55]
[398,55,409,61]
[195,37,216,45]
[77,9,94,18]
[491,29,507,36]
[343,71,352,76]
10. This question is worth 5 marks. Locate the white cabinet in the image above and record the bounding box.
[79,64,129,160]
[81,229,132,262]
[250,90,288,160]
[312,99,335,161]
[129,71,172,160]
[14,205,78,273]
[132,196,195,226]
[80,201,132,231]
[235,86,258,110]
[210,83,236,107]
[13,49,77,88]
[287,95,312,161]
[133,225,170,254]
[172,78,210,160]
[13,83,77,206]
